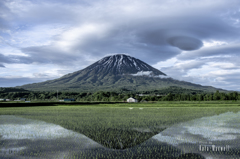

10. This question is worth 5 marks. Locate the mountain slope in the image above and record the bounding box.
[19,54,222,92]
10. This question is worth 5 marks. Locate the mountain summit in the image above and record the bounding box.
[19,54,220,92]
[88,54,166,76]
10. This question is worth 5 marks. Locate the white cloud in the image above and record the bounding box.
[203,40,228,48]
[54,23,110,53]
[152,58,178,69]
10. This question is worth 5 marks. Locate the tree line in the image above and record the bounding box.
[0,90,239,102]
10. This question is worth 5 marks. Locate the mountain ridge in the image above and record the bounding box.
[18,54,224,92]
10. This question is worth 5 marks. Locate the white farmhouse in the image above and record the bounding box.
[127,97,138,103]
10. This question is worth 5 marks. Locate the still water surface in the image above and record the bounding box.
[1,111,240,158]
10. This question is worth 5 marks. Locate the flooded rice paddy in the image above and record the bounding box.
[1,111,240,158]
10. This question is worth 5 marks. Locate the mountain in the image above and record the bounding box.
[19,54,222,92]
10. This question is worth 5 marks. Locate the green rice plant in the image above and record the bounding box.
[1,102,240,158]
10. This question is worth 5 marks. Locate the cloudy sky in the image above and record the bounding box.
[0,0,240,91]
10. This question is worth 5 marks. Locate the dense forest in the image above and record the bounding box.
[0,87,239,102]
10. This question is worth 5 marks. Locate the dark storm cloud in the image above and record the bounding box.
[168,36,203,51]
[1,0,240,66]
[67,13,239,64]
[0,47,92,68]
[21,46,79,65]
[33,13,235,65]
[133,14,239,43]
[0,52,59,66]
[0,53,31,64]
[20,46,93,67]
[0,53,9,63]
[69,27,182,64]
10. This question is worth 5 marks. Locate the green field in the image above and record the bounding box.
[1,101,240,148]
[1,101,240,158]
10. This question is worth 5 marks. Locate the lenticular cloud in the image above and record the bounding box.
[168,36,203,51]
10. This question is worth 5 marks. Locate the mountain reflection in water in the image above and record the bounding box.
[0,115,103,159]
[1,112,240,159]
[153,111,240,159]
